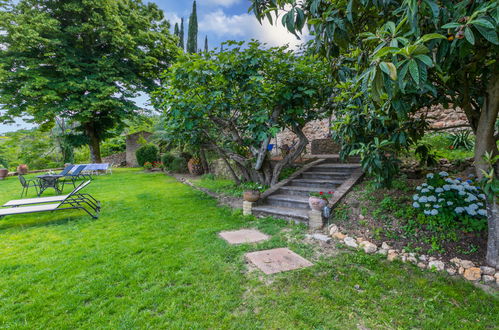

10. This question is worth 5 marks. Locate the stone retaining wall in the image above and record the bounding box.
[274,106,469,156]
[102,152,126,167]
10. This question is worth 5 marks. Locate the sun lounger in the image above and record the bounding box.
[57,165,75,176]
[0,181,99,219]
[61,165,91,189]
[3,181,100,212]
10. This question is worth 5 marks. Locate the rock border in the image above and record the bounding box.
[316,224,499,289]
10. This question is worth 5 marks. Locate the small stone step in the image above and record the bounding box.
[290,178,343,188]
[301,172,351,180]
[267,194,310,209]
[277,186,326,196]
[314,163,360,168]
[252,205,309,222]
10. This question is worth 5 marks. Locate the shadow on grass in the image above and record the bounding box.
[0,213,97,232]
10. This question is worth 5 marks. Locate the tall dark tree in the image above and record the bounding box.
[179,17,185,50]
[186,1,198,54]
[173,22,179,41]
[204,35,208,53]
[0,0,179,162]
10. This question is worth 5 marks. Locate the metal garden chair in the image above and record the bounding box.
[18,175,40,197]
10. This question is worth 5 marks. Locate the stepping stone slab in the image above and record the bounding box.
[219,229,270,245]
[245,248,313,274]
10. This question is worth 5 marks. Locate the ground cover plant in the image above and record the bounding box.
[331,174,490,262]
[0,169,497,328]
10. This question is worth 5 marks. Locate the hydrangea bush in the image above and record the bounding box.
[412,171,487,232]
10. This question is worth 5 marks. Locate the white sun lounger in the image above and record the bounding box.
[3,181,94,207]
[0,181,99,219]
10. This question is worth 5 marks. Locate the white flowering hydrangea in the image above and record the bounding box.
[413,173,487,220]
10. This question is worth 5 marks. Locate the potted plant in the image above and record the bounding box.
[17,164,29,175]
[243,190,260,202]
[308,191,334,211]
[187,156,204,175]
[0,164,8,180]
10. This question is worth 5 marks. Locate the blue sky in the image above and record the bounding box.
[0,0,305,134]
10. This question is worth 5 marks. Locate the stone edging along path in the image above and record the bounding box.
[324,224,499,290]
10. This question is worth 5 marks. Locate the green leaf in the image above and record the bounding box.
[380,62,397,80]
[414,54,433,67]
[441,22,461,29]
[464,27,475,45]
[423,0,439,18]
[419,33,446,43]
[372,46,398,58]
[408,59,419,85]
[475,25,499,45]
[471,18,495,29]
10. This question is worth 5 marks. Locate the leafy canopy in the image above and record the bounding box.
[250,0,498,187]
[0,0,179,160]
[154,41,333,185]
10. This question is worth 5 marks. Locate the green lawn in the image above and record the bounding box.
[0,169,497,328]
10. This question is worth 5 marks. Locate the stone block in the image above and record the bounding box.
[243,201,254,216]
[219,229,269,245]
[308,210,323,230]
[245,248,313,274]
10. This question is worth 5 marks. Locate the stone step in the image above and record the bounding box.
[307,166,358,174]
[252,205,309,222]
[289,178,342,188]
[277,185,327,197]
[266,194,310,209]
[309,163,361,172]
[301,172,351,180]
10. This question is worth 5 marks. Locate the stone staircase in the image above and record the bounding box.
[252,158,362,225]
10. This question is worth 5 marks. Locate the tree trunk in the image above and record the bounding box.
[486,197,499,267]
[199,148,209,173]
[474,72,499,267]
[86,125,102,163]
[271,125,309,185]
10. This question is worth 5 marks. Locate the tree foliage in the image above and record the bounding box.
[250,0,499,266]
[187,1,198,54]
[154,41,333,185]
[0,0,179,162]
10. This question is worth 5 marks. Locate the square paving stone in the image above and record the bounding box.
[219,229,270,245]
[245,248,313,274]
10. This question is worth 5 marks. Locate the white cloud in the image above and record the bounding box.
[199,0,242,7]
[165,12,181,26]
[199,10,308,49]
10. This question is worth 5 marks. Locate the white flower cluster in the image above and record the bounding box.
[413,172,486,218]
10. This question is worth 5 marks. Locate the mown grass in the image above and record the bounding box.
[0,169,497,328]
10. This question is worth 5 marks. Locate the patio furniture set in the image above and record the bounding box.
[0,164,107,220]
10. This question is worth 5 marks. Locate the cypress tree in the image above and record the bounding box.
[186,1,198,54]
[173,23,179,42]
[204,35,208,52]
[179,18,184,50]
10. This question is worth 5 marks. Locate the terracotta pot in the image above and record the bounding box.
[243,190,260,202]
[309,196,327,211]
[0,168,8,180]
[17,164,29,175]
[188,158,204,176]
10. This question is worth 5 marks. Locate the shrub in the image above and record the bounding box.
[136,144,159,166]
[143,161,153,170]
[166,157,188,173]
[448,130,474,150]
[161,153,175,165]
[412,171,487,232]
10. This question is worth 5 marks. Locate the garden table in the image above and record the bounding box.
[36,174,64,196]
